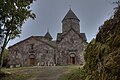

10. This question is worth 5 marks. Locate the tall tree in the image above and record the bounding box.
[0,0,36,71]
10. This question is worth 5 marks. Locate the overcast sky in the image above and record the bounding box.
[8,0,117,47]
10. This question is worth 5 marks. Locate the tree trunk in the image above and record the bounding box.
[0,48,4,71]
[0,34,9,72]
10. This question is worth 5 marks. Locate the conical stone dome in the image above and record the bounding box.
[62,9,80,22]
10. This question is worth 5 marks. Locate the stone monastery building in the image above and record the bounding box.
[8,9,87,66]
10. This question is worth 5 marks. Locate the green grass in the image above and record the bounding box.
[58,66,82,80]
[1,67,35,80]
[1,66,82,80]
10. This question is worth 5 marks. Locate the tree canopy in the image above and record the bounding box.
[0,0,36,69]
[82,1,120,80]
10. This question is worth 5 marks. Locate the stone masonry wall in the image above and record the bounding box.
[9,37,55,67]
[57,30,84,65]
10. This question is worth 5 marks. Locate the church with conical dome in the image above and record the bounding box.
[8,9,87,67]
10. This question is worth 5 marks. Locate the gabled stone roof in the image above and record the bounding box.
[62,9,80,22]
[44,32,53,40]
[80,33,87,41]
[33,36,56,48]
[57,28,87,43]
[9,36,56,49]
[56,33,62,42]
[8,36,43,49]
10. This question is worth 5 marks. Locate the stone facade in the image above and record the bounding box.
[57,29,85,65]
[8,9,87,67]
[9,36,56,67]
[57,9,86,65]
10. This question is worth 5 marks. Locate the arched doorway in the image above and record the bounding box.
[29,54,36,66]
[70,53,76,64]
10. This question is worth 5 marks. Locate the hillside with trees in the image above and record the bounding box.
[82,2,120,80]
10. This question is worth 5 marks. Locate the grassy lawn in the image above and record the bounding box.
[58,65,83,80]
[1,66,81,80]
[1,67,37,80]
